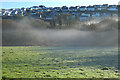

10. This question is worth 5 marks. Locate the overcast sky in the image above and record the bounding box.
[1,0,120,9]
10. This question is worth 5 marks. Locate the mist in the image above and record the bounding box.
[2,17,118,47]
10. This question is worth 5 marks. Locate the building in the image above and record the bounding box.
[53,7,61,12]
[107,5,118,11]
[80,6,86,11]
[69,6,78,12]
[1,4,119,22]
[61,6,69,12]
[87,6,95,11]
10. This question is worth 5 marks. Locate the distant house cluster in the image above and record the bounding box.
[1,4,119,21]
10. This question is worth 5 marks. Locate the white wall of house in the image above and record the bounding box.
[107,8,118,11]
[81,13,90,17]
[87,8,95,11]
[80,8,86,11]
[92,12,100,17]
[15,11,18,14]
[0,12,2,16]
[69,8,78,12]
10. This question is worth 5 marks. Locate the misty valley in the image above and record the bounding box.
[2,16,118,46]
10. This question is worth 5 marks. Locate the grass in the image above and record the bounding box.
[2,46,119,78]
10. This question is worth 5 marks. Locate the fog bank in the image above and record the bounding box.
[2,17,118,46]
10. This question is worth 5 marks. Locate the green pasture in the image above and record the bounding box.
[2,46,119,78]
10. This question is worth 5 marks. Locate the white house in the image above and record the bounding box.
[46,7,53,11]
[91,12,101,17]
[17,11,24,16]
[10,10,16,16]
[102,13,112,17]
[93,5,102,10]
[30,6,39,10]
[8,12,13,16]
[102,4,108,8]
[87,6,95,11]
[97,7,104,10]
[2,11,9,16]
[99,4,108,10]
[0,12,2,16]
[53,7,60,11]
[38,9,43,13]
[21,8,26,12]
[81,13,90,17]
[26,8,30,11]
[96,4,108,11]
[93,5,101,8]
[15,11,18,15]
[61,6,69,12]
[107,5,118,11]
[80,6,86,11]
[39,5,46,9]
[69,6,78,12]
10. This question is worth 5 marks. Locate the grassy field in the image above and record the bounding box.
[2,46,119,78]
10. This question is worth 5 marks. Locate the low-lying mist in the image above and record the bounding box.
[2,17,118,47]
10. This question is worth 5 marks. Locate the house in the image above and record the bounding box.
[53,7,60,12]
[61,6,69,12]
[1,11,5,16]
[71,12,76,15]
[69,6,78,12]
[21,8,26,12]
[26,8,31,11]
[80,13,90,21]
[17,12,24,16]
[95,4,108,11]
[46,7,53,11]
[87,6,95,11]
[93,5,102,10]
[3,11,13,16]
[99,4,108,10]
[102,13,112,17]
[81,13,90,17]
[38,9,43,13]
[97,6,104,10]
[30,11,36,15]
[107,5,118,11]
[91,12,100,17]
[2,11,9,16]
[102,4,108,8]
[80,6,86,11]
[75,12,80,16]
[9,9,13,12]
[93,5,101,8]
[0,12,2,16]
[31,6,40,10]
[10,10,17,15]
[39,5,46,9]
